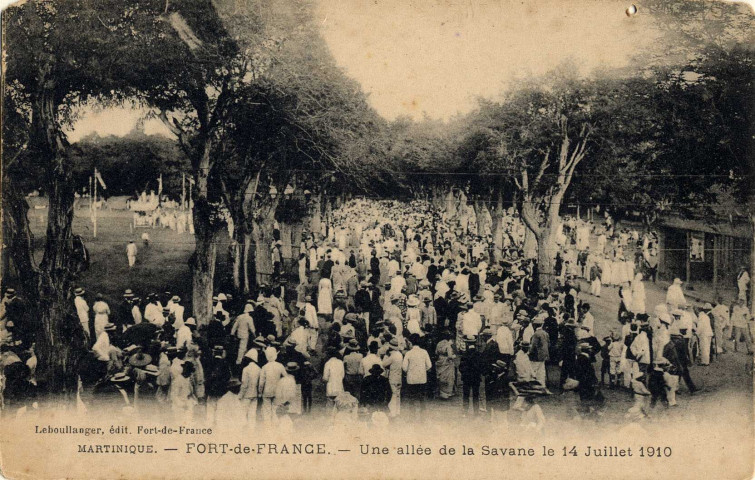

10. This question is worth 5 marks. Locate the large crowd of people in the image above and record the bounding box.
[0,198,752,431]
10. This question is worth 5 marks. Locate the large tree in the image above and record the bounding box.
[2,0,184,394]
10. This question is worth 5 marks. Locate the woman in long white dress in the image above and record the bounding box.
[318,277,333,316]
[631,272,646,314]
[309,245,318,273]
[602,258,614,287]
[298,254,308,284]
[93,294,111,337]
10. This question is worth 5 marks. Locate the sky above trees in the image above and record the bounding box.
[316,0,663,120]
[64,0,754,137]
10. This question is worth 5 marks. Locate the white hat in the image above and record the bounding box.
[217,293,228,301]
[244,349,258,362]
[184,317,197,326]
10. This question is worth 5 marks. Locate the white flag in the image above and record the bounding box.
[94,168,107,189]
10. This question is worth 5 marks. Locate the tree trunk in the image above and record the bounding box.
[37,173,85,396]
[445,188,456,218]
[536,225,559,291]
[253,219,274,285]
[750,214,755,317]
[243,231,252,294]
[191,198,218,327]
[253,198,280,285]
[492,192,505,263]
[231,236,242,293]
[475,198,492,238]
[190,134,220,327]
[279,222,293,259]
[291,222,304,261]
[520,200,541,261]
[310,192,322,238]
[31,86,85,396]
[1,179,38,296]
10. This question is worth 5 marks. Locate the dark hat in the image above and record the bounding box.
[110,372,131,383]
[369,364,384,375]
[128,353,152,368]
[285,362,300,373]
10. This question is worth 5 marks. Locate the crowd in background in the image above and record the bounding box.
[0,198,752,430]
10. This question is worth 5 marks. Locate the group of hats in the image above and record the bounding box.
[252,335,280,348]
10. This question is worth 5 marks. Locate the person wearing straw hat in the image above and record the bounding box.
[696,303,714,365]
[459,335,483,417]
[231,303,256,366]
[359,364,392,414]
[528,317,549,389]
[402,333,432,419]
[381,337,403,417]
[258,346,286,423]
[239,349,261,427]
[274,362,301,416]
[74,287,91,342]
[342,339,364,398]
[129,358,159,411]
[93,323,120,368]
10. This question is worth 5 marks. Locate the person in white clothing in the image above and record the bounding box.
[737,268,750,303]
[696,304,714,365]
[126,240,138,268]
[74,287,90,341]
[239,349,261,427]
[322,350,345,412]
[92,294,111,337]
[317,277,333,316]
[176,317,195,349]
[666,278,687,309]
[631,272,646,314]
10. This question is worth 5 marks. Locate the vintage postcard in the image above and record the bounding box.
[0,0,753,479]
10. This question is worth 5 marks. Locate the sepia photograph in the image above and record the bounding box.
[0,0,753,479]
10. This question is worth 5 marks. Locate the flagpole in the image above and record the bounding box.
[93,168,98,238]
[182,173,186,210]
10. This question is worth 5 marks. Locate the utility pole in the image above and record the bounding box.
[93,168,98,238]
